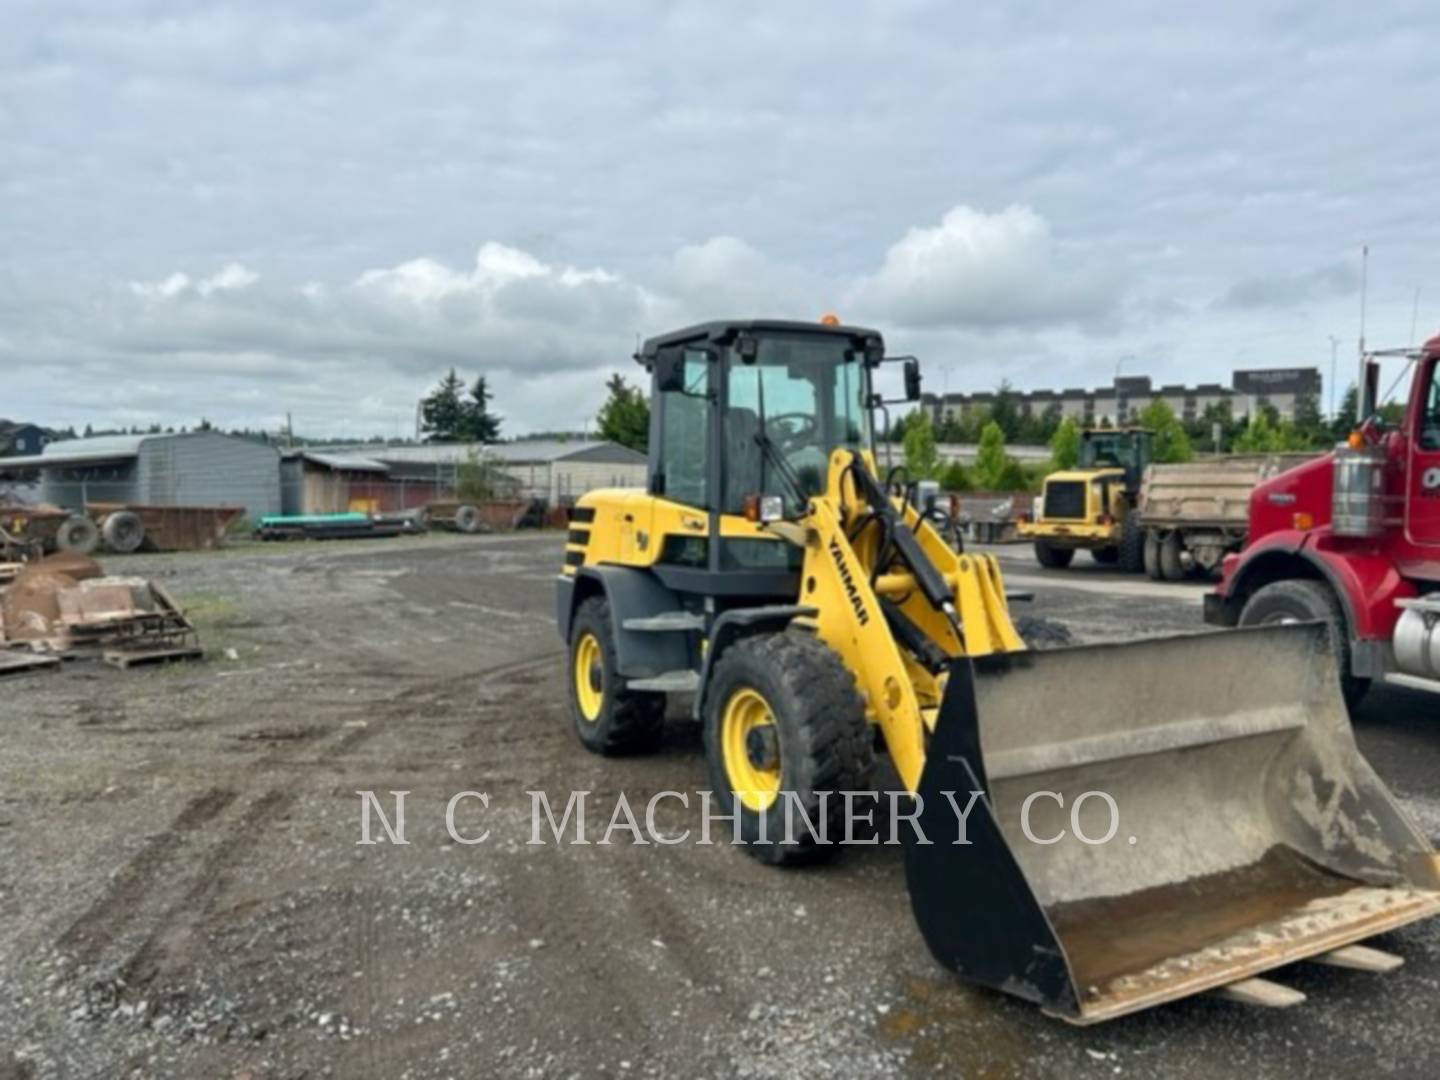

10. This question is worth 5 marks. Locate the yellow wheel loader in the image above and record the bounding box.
[1017,428,1150,571]
[555,318,1440,1024]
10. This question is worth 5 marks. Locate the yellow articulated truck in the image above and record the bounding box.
[1017,428,1150,570]
[555,318,1440,1023]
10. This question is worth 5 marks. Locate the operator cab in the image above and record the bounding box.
[637,319,900,597]
[1080,428,1153,490]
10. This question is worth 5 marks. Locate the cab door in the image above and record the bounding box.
[1404,357,1440,547]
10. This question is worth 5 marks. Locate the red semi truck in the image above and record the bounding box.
[1206,335,1440,708]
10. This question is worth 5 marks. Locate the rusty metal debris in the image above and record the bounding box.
[0,553,202,674]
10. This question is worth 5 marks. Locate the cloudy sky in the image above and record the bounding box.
[5,1,1439,438]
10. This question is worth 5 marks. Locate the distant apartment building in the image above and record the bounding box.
[924,367,1321,428]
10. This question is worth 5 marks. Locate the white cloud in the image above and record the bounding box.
[197,262,259,296]
[130,271,191,299]
[852,205,1121,330]
[129,263,259,300]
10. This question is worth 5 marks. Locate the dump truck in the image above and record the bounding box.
[1138,453,1320,580]
[1207,336,1440,710]
[553,318,1440,1023]
[1016,428,1149,571]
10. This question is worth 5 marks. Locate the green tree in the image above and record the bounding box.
[1049,417,1081,470]
[973,420,1014,490]
[456,446,498,501]
[1136,399,1193,463]
[989,381,1022,440]
[939,460,972,491]
[1332,384,1359,438]
[421,369,469,442]
[595,374,650,452]
[1292,390,1327,447]
[465,376,502,442]
[903,410,940,479]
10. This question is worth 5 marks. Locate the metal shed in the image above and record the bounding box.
[361,440,647,506]
[280,450,392,515]
[3,432,282,524]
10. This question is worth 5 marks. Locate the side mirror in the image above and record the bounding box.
[903,358,922,402]
[654,349,686,393]
[1360,359,1380,424]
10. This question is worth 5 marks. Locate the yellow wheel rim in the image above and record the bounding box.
[573,633,604,722]
[721,687,781,812]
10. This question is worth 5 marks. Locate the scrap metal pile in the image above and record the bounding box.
[0,553,202,677]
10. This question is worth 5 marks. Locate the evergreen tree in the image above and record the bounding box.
[989,381,1021,440]
[595,374,650,452]
[466,376,502,442]
[420,369,469,442]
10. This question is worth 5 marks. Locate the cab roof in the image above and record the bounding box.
[638,319,883,362]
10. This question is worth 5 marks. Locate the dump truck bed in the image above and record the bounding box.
[1139,453,1319,529]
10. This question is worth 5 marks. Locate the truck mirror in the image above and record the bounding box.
[1361,359,1380,423]
[654,349,686,393]
[904,358,922,401]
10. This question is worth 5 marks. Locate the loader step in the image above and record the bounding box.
[628,670,701,693]
[622,612,705,632]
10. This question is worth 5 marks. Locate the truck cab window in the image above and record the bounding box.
[1421,370,1440,450]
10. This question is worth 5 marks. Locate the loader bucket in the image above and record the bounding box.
[905,623,1440,1024]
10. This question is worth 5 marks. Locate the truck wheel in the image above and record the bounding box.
[703,630,873,865]
[1159,532,1185,581]
[1238,580,1370,710]
[454,504,483,533]
[1143,530,1163,580]
[568,597,665,754]
[55,515,99,555]
[1118,511,1145,572]
[101,510,145,553]
[1034,541,1074,569]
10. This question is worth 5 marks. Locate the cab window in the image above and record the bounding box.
[1421,368,1440,450]
[658,350,711,507]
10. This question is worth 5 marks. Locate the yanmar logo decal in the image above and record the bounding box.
[828,537,870,626]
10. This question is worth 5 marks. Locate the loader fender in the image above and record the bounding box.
[692,605,817,720]
[557,565,691,679]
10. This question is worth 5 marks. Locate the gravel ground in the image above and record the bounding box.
[1,533,1438,1079]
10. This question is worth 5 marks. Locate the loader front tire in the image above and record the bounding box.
[567,596,665,754]
[1238,579,1370,710]
[1033,541,1074,569]
[703,631,873,866]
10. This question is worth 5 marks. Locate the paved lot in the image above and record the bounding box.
[0,533,1437,1079]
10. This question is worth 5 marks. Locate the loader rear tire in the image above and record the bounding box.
[1118,509,1145,573]
[1239,579,1370,710]
[1091,547,1120,565]
[1033,541,1074,569]
[703,631,873,865]
[567,596,665,754]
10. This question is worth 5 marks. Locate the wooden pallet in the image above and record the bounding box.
[0,651,62,677]
[102,643,204,670]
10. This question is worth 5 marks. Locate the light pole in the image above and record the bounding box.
[1328,335,1339,422]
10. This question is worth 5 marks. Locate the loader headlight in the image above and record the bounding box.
[744,494,785,523]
